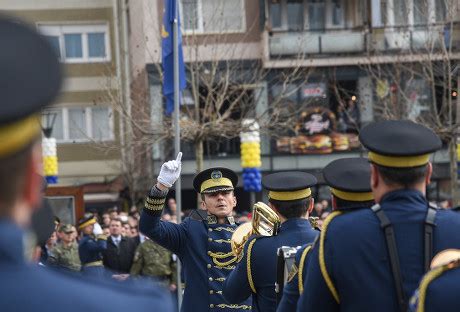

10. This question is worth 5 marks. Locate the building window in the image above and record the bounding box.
[38,24,110,63]
[42,106,114,143]
[308,0,326,30]
[181,0,245,33]
[287,0,304,31]
[269,0,345,31]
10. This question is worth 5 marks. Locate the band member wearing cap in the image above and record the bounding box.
[139,154,251,312]
[298,120,460,312]
[0,14,172,311]
[222,171,319,312]
[409,249,460,312]
[279,157,374,312]
[78,213,107,277]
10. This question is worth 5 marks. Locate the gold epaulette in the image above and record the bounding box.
[298,245,313,294]
[246,238,258,293]
[416,251,460,312]
[319,211,343,303]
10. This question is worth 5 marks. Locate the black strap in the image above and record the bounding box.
[424,205,437,272]
[371,204,407,312]
[275,249,285,306]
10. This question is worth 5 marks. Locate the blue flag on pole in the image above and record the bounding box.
[162,0,186,116]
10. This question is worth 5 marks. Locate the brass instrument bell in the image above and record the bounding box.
[231,202,281,258]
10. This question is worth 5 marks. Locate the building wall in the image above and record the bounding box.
[2,2,123,186]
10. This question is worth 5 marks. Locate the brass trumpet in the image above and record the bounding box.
[231,202,281,258]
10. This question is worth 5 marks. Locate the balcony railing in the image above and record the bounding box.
[267,23,459,58]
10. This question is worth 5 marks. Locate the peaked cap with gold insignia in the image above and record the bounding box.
[263,171,317,202]
[323,157,373,202]
[193,167,238,194]
[0,14,62,158]
[359,120,442,168]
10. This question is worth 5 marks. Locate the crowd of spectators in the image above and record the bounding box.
[40,198,180,292]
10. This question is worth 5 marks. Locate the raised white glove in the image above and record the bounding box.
[157,152,182,188]
[93,222,103,236]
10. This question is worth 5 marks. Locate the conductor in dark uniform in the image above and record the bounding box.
[409,249,460,312]
[277,157,374,312]
[0,14,173,311]
[78,213,107,277]
[139,154,252,312]
[297,120,460,312]
[223,171,319,312]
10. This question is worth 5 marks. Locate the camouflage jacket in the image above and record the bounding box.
[48,241,81,272]
[130,239,177,284]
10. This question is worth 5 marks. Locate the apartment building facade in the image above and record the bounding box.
[1,0,130,215]
[130,0,460,209]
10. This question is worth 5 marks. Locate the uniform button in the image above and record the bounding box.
[209,277,213,282]
[209,290,214,294]
[207,251,212,255]
[208,238,213,242]
[207,264,212,269]
[210,304,214,308]
[208,228,213,232]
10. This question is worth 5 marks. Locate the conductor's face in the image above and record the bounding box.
[202,191,237,218]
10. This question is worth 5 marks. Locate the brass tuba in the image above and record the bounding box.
[231,202,281,259]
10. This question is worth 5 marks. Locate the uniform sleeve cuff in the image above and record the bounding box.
[144,185,168,216]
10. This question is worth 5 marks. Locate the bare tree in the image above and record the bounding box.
[362,0,460,204]
[103,0,315,192]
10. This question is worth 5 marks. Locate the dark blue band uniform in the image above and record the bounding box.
[279,157,373,312]
[409,249,460,312]
[298,121,460,312]
[223,171,319,312]
[0,14,173,312]
[77,215,107,276]
[140,167,251,312]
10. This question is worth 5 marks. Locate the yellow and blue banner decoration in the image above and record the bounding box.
[240,119,262,192]
[162,0,186,116]
[42,137,58,184]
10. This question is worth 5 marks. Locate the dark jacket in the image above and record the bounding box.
[297,190,460,312]
[102,236,136,274]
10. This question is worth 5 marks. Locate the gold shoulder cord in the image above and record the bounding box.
[208,251,238,267]
[247,238,257,293]
[298,245,313,294]
[319,211,343,303]
[416,265,448,312]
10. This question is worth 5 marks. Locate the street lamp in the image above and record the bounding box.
[41,110,57,138]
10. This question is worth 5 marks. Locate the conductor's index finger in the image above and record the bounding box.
[176,152,183,162]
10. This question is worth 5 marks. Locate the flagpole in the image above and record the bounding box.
[172,0,183,308]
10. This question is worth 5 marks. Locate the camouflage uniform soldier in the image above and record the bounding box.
[48,224,81,272]
[130,238,177,289]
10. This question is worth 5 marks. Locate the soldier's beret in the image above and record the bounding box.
[263,172,317,202]
[193,167,238,194]
[323,157,373,202]
[359,120,442,168]
[0,14,62,158]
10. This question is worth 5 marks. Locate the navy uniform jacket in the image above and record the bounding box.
[409,264,460,312]
[223,218,318,312]
[276,244,312,312]
[0,219,174,311]
[140,210,252,312]
[277,205,369,312]
[79,234,107,276]
[297,190,460,312]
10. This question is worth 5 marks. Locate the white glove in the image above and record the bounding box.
[93,222,103,236]
[157,152,182,188]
